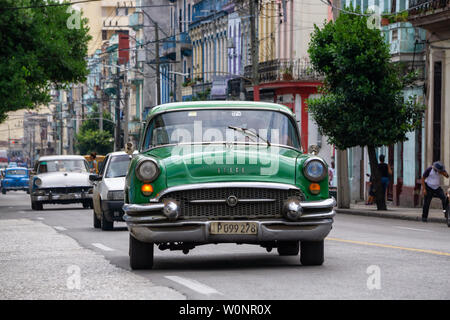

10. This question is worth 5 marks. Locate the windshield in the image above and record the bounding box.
[143,109,300,150]
[37,160,88,173]
[105,155,131,178]
[6,169,27,176]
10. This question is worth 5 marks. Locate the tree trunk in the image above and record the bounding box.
[337,148,350,208]
[367,146,387,210]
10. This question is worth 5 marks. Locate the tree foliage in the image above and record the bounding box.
[75,105,114,155]
[0,0,91,122]
[307,8,425,210]
[307,10,424,150]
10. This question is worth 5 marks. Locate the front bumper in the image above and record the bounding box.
[123,197,336,243]
[31,192,92,204]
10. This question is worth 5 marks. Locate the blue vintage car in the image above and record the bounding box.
[1,167,30,194]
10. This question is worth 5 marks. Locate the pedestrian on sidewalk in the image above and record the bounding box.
[89,152,97,173]
[421,161,449,222]
[378,155,392,202]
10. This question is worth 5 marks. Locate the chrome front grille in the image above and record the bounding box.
[40,187,92,194]
[160,187,305,220]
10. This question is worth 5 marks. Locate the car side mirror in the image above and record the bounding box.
[89,174,101,182]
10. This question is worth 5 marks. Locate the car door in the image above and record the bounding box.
[93,155,109,215]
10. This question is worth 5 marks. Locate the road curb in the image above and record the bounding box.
[336,209,447,224]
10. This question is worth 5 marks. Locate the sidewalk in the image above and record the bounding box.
[336,202,448,224]
[0,219,186,300]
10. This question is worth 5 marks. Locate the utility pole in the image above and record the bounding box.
[60,105,64,155]
[249,0,259,86]
[115,65,122,151]
[155,22,161,105]
[332,0,350,209]
[124,85,129,145]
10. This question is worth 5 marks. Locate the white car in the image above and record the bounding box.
[90,151,130,230]
[30,155,93,210]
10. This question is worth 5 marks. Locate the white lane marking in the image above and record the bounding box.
[53,226,67,231]
[92,243,115,252]
[165,275,223,296]
[36,217,44,220]
[394,226,430,232]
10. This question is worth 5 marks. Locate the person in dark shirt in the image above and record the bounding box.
[421,161,449,222]
[377,154,392,202]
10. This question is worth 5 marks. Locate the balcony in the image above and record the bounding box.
[409,0,450,36]
[244,58,323,84]
[161,32,193,59]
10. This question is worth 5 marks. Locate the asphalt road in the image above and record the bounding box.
[1,191,449,300]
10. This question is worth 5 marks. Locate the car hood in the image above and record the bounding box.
[104,177,125,191]
[146,145,301,187]
[36,172,91,188]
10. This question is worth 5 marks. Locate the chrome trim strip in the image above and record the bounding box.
[188,198,277,204]
[123,214,167,223]
[301,210,335,219]
[150,182,302,202]
[123,203,165,213]
[300,197,336,209]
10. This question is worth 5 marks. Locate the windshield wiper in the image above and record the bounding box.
[228,126,271,147]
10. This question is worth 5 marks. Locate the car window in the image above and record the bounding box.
[6,169,27,176]
[37,160,88,173]
[105,155,131,178]
[98,156,109,176]
[143,109,301,150]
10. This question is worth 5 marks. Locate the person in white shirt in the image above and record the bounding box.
[421,161,449,222]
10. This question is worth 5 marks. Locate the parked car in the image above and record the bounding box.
[1,167,29,194]
[8,162,18,168]
[123,101,336,269]
[90,151,131,230]
[29,155,93,210]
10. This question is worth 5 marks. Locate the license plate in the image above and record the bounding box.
[210,222,258,235]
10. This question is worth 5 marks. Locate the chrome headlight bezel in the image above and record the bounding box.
[34,177,42,188]
[135,158,160,183]
[303,158,327,182]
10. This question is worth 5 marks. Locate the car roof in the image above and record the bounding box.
[6,167,28,170]
[106,151,128,157]
[38,155,87,161]
[147,101,294,119]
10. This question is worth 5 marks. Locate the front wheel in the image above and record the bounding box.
[277,241,299,256]
[2,189,6,195]
[129,234,154,270]
[101,211,114,231]
[31,201,43,211]
[93,211,101,229]
[300,240,324,266]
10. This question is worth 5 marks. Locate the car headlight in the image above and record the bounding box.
[303,158,327,182]
[34,178,42,187]
[135,158,160,182]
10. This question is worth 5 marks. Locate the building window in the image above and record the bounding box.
[102,30,107,41]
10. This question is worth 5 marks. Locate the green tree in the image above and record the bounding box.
[307,8,425,210]
[75,105,114,155]
[0,0,91,122]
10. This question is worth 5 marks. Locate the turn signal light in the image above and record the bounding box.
[309,183,321,195]
[141,184,154,196]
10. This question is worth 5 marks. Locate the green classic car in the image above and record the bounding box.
[123,101,336,269]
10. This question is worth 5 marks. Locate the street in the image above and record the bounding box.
[1,191,449,300]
